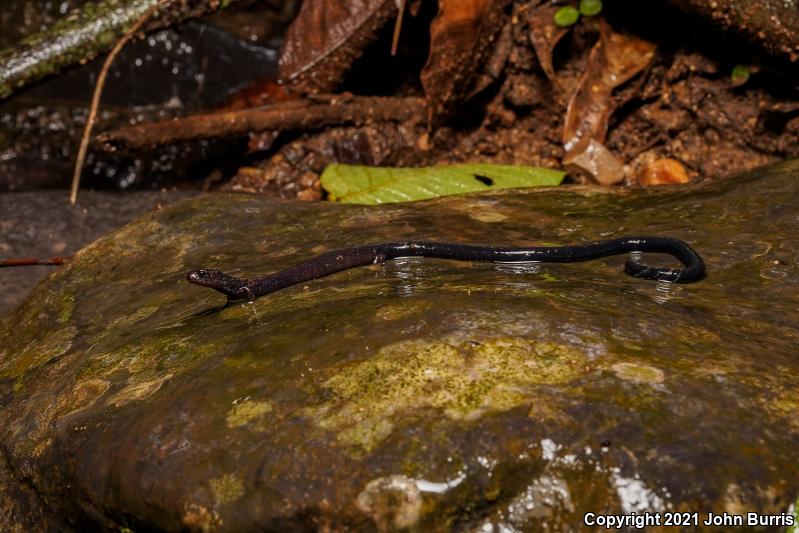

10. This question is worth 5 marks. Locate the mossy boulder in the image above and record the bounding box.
[1,161,799,531]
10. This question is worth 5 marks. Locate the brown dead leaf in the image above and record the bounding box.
[562,21,656,184]
[567,139,625,185]
[278,0,398,93]
[528,4,569,89]
[421,0,511,127]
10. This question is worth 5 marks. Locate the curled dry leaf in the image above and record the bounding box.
[278,0,398,93]
[421,0,511,126]
[528,4,570,89]
[566,139,625,185]
[562,21,656,185]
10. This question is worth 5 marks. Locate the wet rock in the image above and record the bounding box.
[0,190,197,316]
[1,161,799,530]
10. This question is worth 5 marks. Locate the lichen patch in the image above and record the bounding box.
[306,337,586,451]
[225,400,273,429]
[209,473,245,506]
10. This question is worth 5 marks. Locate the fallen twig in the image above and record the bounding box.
[97,96,426,151]
[0,257,70,268]
[391,0,408,56]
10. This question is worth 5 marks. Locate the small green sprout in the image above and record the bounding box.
[554,6,580,27]
[579,0,603,16]
[731,64,750,86]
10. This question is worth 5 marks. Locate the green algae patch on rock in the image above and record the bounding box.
[306,337,586,452]
[2,162,799,530]
[225,399,273,430]
[209,473,245,506]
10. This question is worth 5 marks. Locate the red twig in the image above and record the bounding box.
[0,256,70,268]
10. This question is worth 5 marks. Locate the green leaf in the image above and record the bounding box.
[579,0,602,16]
[320,163,566,204]
[554,6,580,27]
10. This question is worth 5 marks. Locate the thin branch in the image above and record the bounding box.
[70,0,172,206]
[391,0,408,56]
[97,96,426,151]
[0,257,70,268]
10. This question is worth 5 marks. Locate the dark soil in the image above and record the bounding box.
[225,0,799,199]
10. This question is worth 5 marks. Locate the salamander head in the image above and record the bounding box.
[186,269,254,301]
